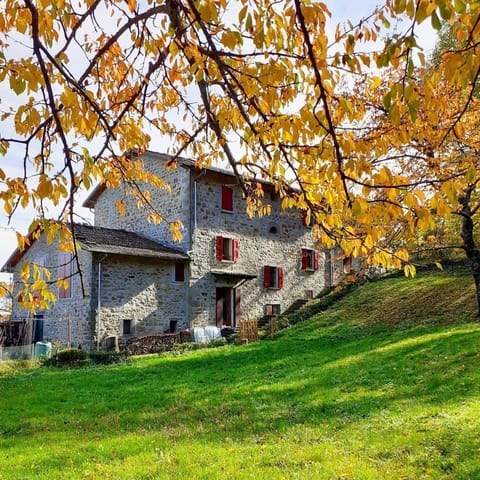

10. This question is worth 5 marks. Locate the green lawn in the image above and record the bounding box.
[1,269,480,479]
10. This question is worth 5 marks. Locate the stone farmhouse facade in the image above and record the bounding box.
[3,151,354,349]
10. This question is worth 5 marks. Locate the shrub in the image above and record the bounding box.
[209,337,227,348]
[88,350,129,365]
[45,348,88,367]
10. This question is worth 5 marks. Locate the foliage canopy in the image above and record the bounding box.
[1,0,480,310]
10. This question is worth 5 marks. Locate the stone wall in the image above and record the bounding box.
[188,171,327,326]
[10,234,94,348]
[92,254,188,345]
[93,151,192,252]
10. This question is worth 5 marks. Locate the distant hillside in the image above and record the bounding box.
[278,267,477,335]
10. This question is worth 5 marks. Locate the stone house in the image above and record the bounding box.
[3,151,353,348]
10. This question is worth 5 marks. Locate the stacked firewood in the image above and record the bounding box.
[124,330,192,355]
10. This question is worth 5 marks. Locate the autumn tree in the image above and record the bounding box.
[1,0,480,312]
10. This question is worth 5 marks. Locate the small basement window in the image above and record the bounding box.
[122,319,134,336]
[174,262,185,282]
[264,304,281,316]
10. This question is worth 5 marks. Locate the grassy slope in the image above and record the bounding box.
[1,269,480,479]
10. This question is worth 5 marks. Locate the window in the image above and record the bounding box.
[269,225,279,235]
[122,319,134,336]
[264,304,281,316]
[221,186,233,212]
[174,262,185,282]
[216,236,239,262]
[343,256,352,273]
[58,252,73,299]
[264,266,283,289]
[303,211,315,227]
[35,255,47,280]
[33,256,47,301]
[302,249,319,271]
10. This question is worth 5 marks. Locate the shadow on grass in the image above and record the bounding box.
[2,322,479,443]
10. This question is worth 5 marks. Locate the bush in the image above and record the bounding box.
[45,348,88,367]
[166,337,229,356]
[88,350,129,365]
[209,337,227,348]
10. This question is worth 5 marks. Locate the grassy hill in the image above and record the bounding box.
[1,269,479,479]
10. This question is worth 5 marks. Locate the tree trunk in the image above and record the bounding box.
[459,189,480,317]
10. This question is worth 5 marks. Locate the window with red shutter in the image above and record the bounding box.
[301,249,318,271]
[216,236,238,262]
[216,236,223,260]
[221,186,233,212]
[264,265,271,288]
[278,267,284,289]
[301,249,308,270]
[233,238,239,261]
[264,266,283,289]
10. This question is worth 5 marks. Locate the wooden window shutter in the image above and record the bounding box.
[216,236,223,260]
[235,289,241,323]
[301,249,308,270]
[314,250,319,271]
[221,186,233,211]
[264,265,271,288]
[278,267,284,289]
[233,238,239,262]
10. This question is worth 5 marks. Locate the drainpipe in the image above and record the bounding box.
[193,168,207,231]
[330,250,334,287]
[96,254,107,350]
[188,169,206,330]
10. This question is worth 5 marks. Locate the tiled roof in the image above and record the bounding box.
[1,224,189,272]
[72,224,190,260]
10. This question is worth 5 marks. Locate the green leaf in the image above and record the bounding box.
[431,10,442,30]
[408,101,418,123]
[435,262,443,271]
[383,91,392,111]
[439,2,452,20]
[245,13,253,31]
[454,0,466,13]
[10,76,26,95]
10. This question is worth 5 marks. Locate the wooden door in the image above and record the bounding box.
[216,287,238,327]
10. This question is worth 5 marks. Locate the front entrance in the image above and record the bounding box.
[216,287,240,327]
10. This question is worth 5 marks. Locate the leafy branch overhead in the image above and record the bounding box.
[1,0,480,309]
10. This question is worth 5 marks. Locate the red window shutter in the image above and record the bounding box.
[278,267,284,289]
[216,236,223,260]
[222,186,233,211]
[233,238,239,262]
[264,265,271,288]
[314,250,319,271]
[301,249,308,270]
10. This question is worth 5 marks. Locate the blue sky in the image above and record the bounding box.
[0,1,438,283]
